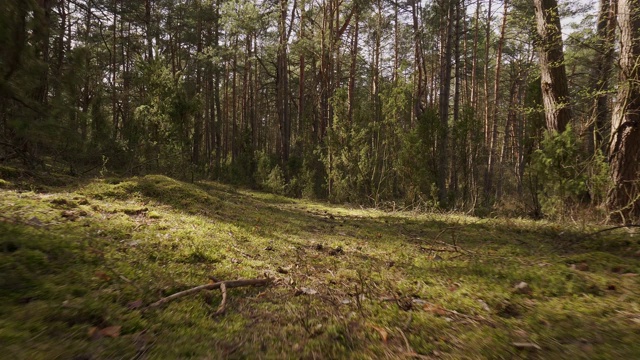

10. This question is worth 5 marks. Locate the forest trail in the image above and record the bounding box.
[1,174,639,359]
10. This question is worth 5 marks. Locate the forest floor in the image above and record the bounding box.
[1,169,640,359]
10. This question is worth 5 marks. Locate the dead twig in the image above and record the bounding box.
[215,282,228,315]
[420,246,464,253]
[396,327,413,353]
[147,278,271,309]
[421,301,496,326]
[396,327,434,359]
[588,224,640,236]
[512,342,541,350]
[445,308,496,326]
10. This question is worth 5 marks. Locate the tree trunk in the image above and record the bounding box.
[588,0,617,155]
[192,1,203,166]
[437,0,455,207]
[231,39,238,162]
[483,0,508,201]
[298,2,306,141]
[348,10,359,124]
[35,0,51,109]
[470,0,480,114]
[277,0,291,166]
[111,0,119,140]
[534,0,571,133]
[607,0,640,222]
[145,0,153,61]
[450,0,463,199]
[411,0,424,122]
[482,0,492,145]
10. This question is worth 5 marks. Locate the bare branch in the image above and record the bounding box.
[148,278,271,309]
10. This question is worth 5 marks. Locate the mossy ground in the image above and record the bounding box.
[1,173,639,359]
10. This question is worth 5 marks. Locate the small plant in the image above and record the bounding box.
[99,155,109,177]
[265,165,285,195]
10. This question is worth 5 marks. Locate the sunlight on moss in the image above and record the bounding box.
[1,175,639,358]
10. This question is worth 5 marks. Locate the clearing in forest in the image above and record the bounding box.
[1,173,639,359]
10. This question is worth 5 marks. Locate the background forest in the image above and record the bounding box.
[1,0,639,222]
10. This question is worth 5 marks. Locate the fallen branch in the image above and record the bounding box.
[215,282,228,315]
[512,342,541,350]
[588,224,640,236]
[148,278,270,309]
[420,246,463,253]
[396,327,412,353]
[422,301,496,326]
[444,308,496,327]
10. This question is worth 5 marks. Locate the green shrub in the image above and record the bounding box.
[527,126,607,219]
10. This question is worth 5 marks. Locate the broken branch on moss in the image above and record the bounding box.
[148,278,271,309]
[215,282,228,315]
[588,224,640,236]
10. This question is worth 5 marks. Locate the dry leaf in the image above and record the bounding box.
[412,299,427,306]
[94,271,111,281]
[512,329,529,340]
[299,287,317,295]
[423,303,447,316]
[88,326,101,340]
[571,262,590,271]
[100,325,122,338]
[368,324,388,343]
[513,281,532,295]
[477,299,490,312]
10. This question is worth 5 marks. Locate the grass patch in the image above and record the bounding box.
[1,174,639,358]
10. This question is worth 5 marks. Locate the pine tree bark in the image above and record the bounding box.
[450,0,463,198]
[482,0,492,144]
[588,0,617,155]
[607,0,640,222]
[348,10,359,124]
[277,0,291,165]
[534,0,571,133]
[192,0,203,166]
[145,0,153,61]
[411,0,424,121]
[298,2,306,139]
[484,0,508,201]
[437,0,455,207]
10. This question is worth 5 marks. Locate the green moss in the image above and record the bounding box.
[0,175,639,358]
